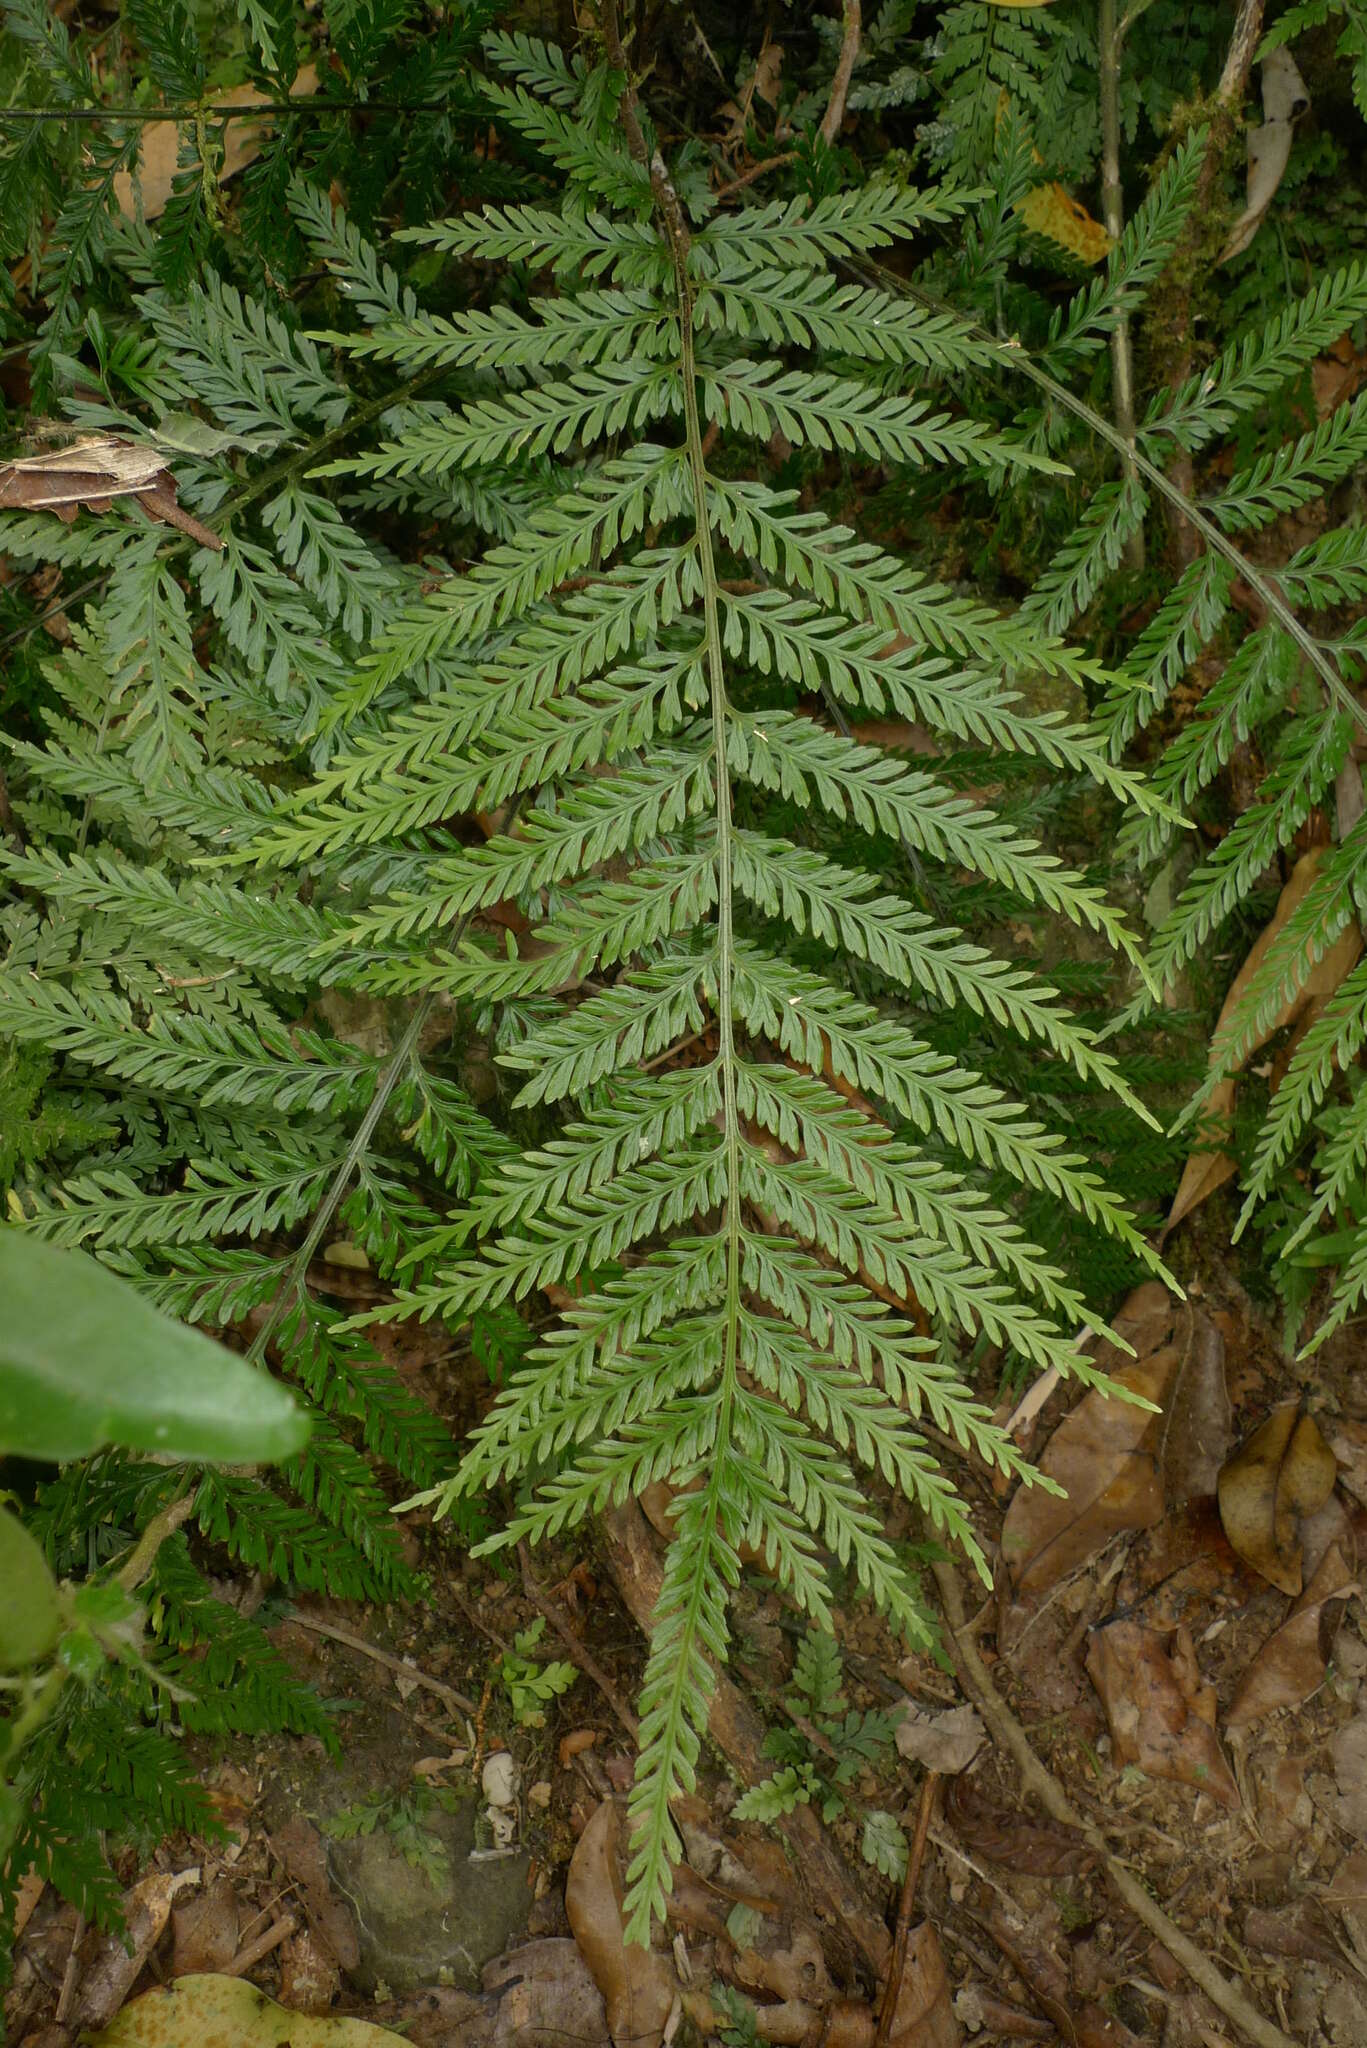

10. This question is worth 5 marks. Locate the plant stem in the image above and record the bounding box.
[1098,0,1144,573]
[821,0,863,146]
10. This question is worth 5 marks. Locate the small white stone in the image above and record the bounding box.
[482,1750,519,1808]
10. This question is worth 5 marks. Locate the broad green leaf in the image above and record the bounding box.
[0,1234,309,1464]
[0,1505,62,1670]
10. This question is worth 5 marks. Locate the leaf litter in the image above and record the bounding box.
[15,1257,1367,2048]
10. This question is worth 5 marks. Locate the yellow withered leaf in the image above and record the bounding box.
[89,1976,410,2048]
[1016,181,1112,265]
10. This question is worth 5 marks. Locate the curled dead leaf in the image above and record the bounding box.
[1001,1287,1228,1598]
[170,1873,240,1978]
[0,436,223,551]
[1227,1541,1357,1726]
[894,1703,985,1775]
[882,1923,960,2048]
[565,1801,676,2048]
[1085,1619,1240,1808]
[1217,1403,1337,1595]
[1221,46,1311,262]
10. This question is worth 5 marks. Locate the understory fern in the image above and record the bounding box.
[243,34,1170,1935]
[2,13,1214,1945]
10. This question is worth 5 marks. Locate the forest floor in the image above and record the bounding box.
[8,1208,1367,2048]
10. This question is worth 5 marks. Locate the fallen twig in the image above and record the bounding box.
[288,1614,477,1718]
[929,1555,1297,2048]
[874,1771,938,2048]
[517,1541,639,1739]
[223,1914,296,1977]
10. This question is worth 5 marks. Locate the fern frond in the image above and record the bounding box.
[1147,263,1367,454]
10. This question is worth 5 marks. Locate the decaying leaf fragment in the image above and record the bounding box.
[1221,45,1311,263]
[1085,1618,1240,1808]
[1000,1285,1230,1598]
[1228,1541,1357,1725]
[0,436,223,551]
[1016,181,1112,265]
[881,1922,960,2048]
[1217,1402,1337,1595]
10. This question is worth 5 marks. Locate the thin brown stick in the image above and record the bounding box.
[288,1614,478,1717]
[820,0,863,146]
[929,1555,1297,2048]
[1098,0,1144,573]
[222,1915,296,1977]
[714,150,797,200]
[516,1541,639,1738]
[53,1911,85,2024]
[873,1772,938,2048]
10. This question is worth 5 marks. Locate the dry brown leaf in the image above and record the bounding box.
[74,1869,199,2030]
[0,436,223,551]
[894,1703,985,1775]
[1166,849,1363,1235]
[1165,1079,1239,1233]
[752,36,784,106]
[1001,1286,1227,1597]
[114,72,319,221]
[170,1873,240,1978]
[564,1801,676,2048]
[269,1814,361,1973]
[1228,1541,1357,1725]
[885,1923,960,2048]
[742,1923,834,2006]
[1153,1304,1232,1506]
[1217,1403,1338,1595]
[1331,1420,1367,1508]
[483,1938,609,2047]
[12,1870,45,1941]
[945,1776,1095,1878]
[1085,1619,1240,1807]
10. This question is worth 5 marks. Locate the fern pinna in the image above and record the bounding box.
[244,31,1172,1933]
